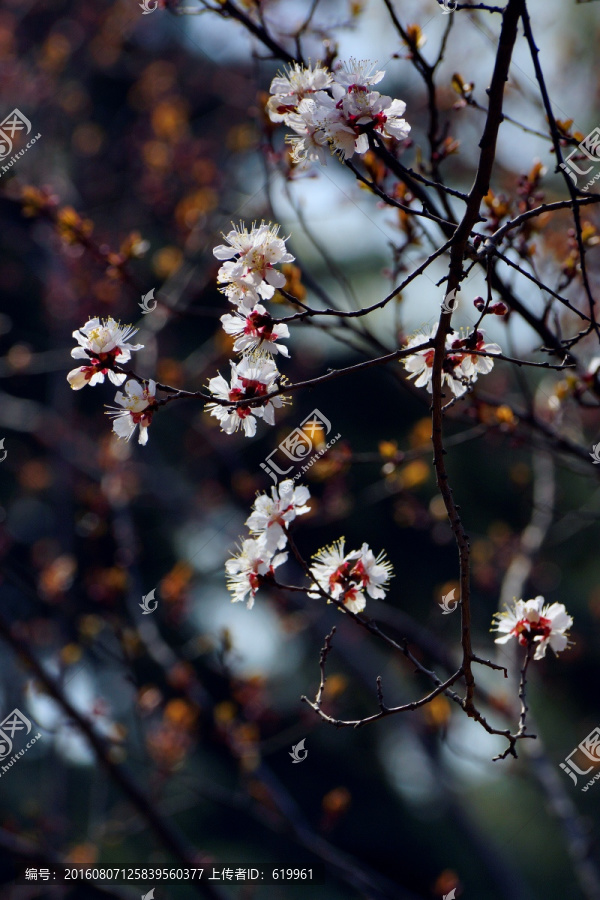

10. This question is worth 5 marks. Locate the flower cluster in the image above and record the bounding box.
[67,317,143,390]
[403,324,501,398]
[206,356,285,438]
[267,58,411,165]
[492,596,573,660]
[225,485,393,614]
[214,221,295,310]
[226,480,311,607]
[308,538,393,614]
[66,317,157,445]
[208,222,294,436]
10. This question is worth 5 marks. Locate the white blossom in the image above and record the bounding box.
[213,222,294,310]
[225,537,287,608]
[331,86,411,152]
[402,324,467,398]
[221,304,290,357]
[216,260,263,311]
[451,330,502,379]
[269,58,410,165]
[267,62,333,124]
[403,325,501,398]
[206,356,285,437]
[67,317,143,390]
[246,480,311,552]
[492,596,573,660]
[285,97,335,165]
[308,538,393,614]
[105,379,157,446]
[332,58,385,90]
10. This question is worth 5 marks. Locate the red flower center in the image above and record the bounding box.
[512,615,552,646]
[328,559,369,605]
[131,411,154,427]
[244,311,274,341]
[371,111,387,130]
[81,348,122,380]
[229,379,268,418]
[249,571,261,591]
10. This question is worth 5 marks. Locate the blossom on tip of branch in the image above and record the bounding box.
[331,85,410,156]
[105,379,157,446]
[402,324,466,398]
[402,324,501,398]
[450,330,502,378]
[225,537,288,608]
[221,304,290,357]
[246,479,311,552]
[206,356,286,437]
[269,58,410,165]
[492,596,573,660]
[213,222,294,311]
[217,260,265,310]
[267,62,333,123]
[308,538,393,614]
[332,58,386,90]
[67,317,143,390]
[286,97,336,166]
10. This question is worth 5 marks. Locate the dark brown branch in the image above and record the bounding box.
[430,0,523,726]
[0,613,224,900]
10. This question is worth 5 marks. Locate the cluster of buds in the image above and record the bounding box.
[474,297,508,316]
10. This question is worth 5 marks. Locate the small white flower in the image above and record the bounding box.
[403,326,501,398]
[333,58,385,90]
[492,596,573,660]
[331,87,411,151]
[402,324,465,397]
[451,330,502,378]
[225,537,288,608]
[354,542,394,600]
[380,97,412,141]
[216,260,262,311]
[106,379,157,446]
[269,58,410,166]
[214,222,294,309]
[319,107,363,160]
[285,97,336,165]
[67,317,143,390]
[246,480,311,552]
[267,62,333,124]
[221,304,290,357]
[206,356,286,437]
[308,538,393,613]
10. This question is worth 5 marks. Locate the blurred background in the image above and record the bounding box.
[1,0,600,898]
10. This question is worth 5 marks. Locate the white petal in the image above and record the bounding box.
[242,416,257,437]
[113,416,136,441]
[108,370,127,386]
[213,245,237,260]
[265,268,286,289]
[494,633,514,644]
